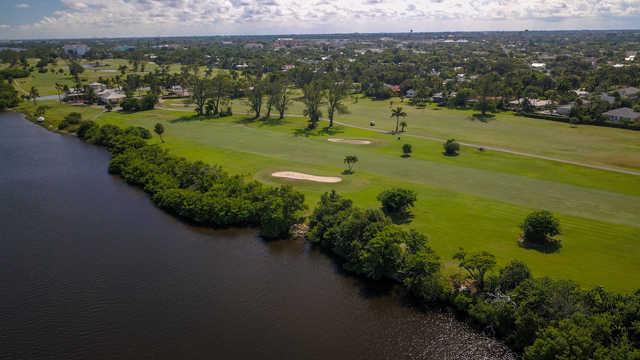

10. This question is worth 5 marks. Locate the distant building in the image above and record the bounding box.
[617,87,640,98]
[63,44,89,57]
[97,89,126,105]
[600,93,616,105]
[555,104,574,116]
[274,38,301,48]
[405,89,416,98]
[244,43,264,50]
[602,108,640,123]
[281,64,295,72]
[88,82,106,92]
[531,63,546,70]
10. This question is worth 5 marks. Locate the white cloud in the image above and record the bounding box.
[3,0,640,38]
[15,3,31,8]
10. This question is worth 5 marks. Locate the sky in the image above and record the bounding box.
[1,0,640,39]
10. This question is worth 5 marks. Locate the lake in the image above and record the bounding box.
[0,112,514,359]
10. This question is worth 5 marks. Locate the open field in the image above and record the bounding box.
[38,106,634,293]
[157,95,640,172]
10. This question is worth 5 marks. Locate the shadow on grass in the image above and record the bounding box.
[293,125,345,137]
[169,114,208,123]
[518,238,562,253]
[471,113,496,122]
[442,152,460,157]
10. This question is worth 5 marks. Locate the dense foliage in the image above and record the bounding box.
[520,210,561,246]
[0,80,19,111]
[74,121,306,239]
[308,190,640,358]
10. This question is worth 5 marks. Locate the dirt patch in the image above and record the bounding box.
[271,171,342,183]
[328,138,372,145]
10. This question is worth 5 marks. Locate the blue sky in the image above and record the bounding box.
[1,0,640,39]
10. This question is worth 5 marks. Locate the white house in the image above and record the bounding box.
[602,108,640,123]
[97,89,126,105]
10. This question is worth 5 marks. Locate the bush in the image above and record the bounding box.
[520,210,561,246]
[58,112,82,130]
[377,188,417,218]
[443,139,460,156]
[402,143,412,157]
[78,123,306,239]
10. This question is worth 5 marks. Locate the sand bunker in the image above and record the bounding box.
[328,138,372,145]
[271,171,342,183]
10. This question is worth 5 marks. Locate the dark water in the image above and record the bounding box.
[0,113,514,360]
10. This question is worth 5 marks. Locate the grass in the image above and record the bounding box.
[9,60,640,292]
[88,109,640,293]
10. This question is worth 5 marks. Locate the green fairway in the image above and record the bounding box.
[88,108,640,293]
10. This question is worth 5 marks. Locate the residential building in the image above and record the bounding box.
[602,107,640,123]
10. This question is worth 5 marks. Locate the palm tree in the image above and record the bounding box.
[28,86,39,105]
[54,83,64,103]
[343,155,358,174]
[391,107,407,134]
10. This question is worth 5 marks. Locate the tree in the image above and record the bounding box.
[302,80,324,128]
[28,86,39,105]
[443,139,460,156]
[209,73,232,116]
[474,73,499,116]
[400,120,408,132]
[54,82,64,103]
[0,80,20,111]
[520,210,561,245]
[326,74,350,127]
[274,81,293,119]
[453,249,496,291]
[377,188,417,217]
[246,75,265,119]
[497,260,531,291]
[402,143,412,157]
[154,123,165,143]
[190,77,208,116]
[343,155,358,174]
[391,107,407,134]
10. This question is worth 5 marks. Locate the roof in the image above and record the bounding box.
[602,107,640,119]
[617,87,640,97]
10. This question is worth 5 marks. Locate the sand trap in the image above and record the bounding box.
[272,171,342,183]
[328,138,372,145]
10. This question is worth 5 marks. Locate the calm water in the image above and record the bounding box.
[0,113,514,360]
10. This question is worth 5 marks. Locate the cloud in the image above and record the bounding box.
[3,0,640,38]
[15,3,31,8]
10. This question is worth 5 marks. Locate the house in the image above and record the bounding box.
[431,92,447,104]
[88,82,106,92]
[97,89,126,105]
[602,108,640,123]
[510,98,554,109]
[574,90,589,98]
[167,85,189,97]
[531,63,546,70]
[555,104,574,116]
[600,93,616,105]
[617,87,640,98]
[384,84,401,94]
[405,89,416,98]
[281,64,295,72]
[63,44,90,57]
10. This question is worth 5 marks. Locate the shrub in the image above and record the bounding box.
[58,112,82,130]
[520,210,561,245]
[443,139,460,156]
[377,188,417,217]
[402,143,412,157]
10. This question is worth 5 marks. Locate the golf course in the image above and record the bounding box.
[19,94,640,293]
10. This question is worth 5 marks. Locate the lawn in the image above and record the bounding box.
[91,108,640,293]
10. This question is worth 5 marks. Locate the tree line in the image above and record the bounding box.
[307,190,640,359]
[71,120,306,239]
